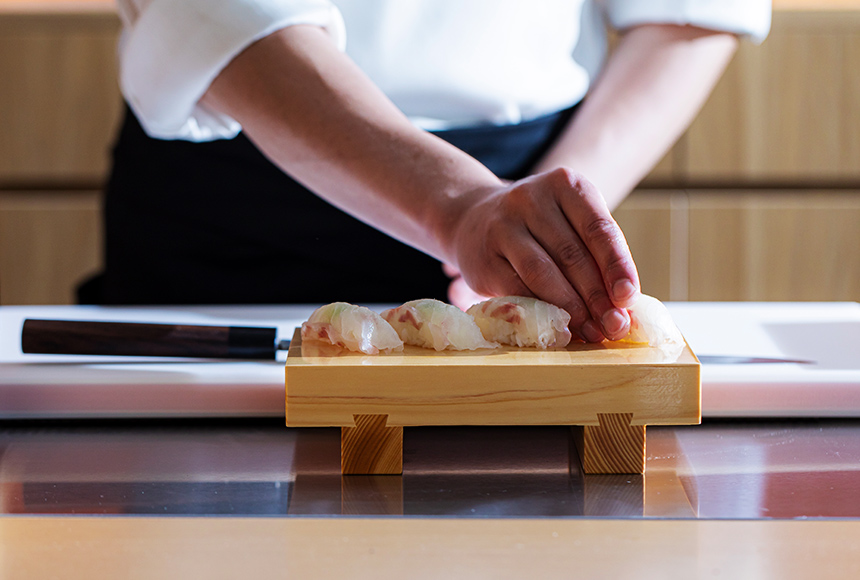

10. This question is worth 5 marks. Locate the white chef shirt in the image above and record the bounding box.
[116,0,771,141]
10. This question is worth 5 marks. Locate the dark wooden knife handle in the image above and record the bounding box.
[21,319,277,359]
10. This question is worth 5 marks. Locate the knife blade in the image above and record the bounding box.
[21,319,292,360]
[698,355,815,365]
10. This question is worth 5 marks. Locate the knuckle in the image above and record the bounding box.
[584,216,622,243]
[555,241,591,271]
[550,166,577,185]
[517,255,556,288]
[585,288,612,314]
[550,167,592,193]
[603,250,633,277]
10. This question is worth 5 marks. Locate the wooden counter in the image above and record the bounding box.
[3,517,859,579]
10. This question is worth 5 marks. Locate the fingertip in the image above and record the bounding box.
[611,278,640,308]
[601,308,631,340]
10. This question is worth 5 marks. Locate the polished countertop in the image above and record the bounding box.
[2,418,859,519]
[2,418,860,578]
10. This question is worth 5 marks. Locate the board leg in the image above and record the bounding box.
[572,413,646,475]
[341,414,403,475]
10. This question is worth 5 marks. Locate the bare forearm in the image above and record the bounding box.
[533,24,738,210]
[202,25,500,263]
[202,24,640,342]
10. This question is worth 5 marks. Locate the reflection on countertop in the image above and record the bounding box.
[0,418,858,519]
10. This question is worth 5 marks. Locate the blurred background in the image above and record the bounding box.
[0,0,858,305]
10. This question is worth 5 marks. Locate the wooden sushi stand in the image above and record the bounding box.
[285,329,701,475]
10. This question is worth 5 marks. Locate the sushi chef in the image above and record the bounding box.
[85,0,770,343]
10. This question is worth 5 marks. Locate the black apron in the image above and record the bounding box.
[82,104,577,305]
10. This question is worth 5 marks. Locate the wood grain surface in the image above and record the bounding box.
[572,413,646,474]
[0,190,100,305]
[687,191,860,301]
[341,414,403,475]
[2,517,859,579]
[614,190,683,301]
[683,10,860,183]
[286,330,701,429]
[0,12,121,185]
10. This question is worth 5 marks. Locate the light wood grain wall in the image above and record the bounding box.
[0,190,101,304]
[0,12,122,185]
[687,191,860,301]
[681,11,860,184]
[616,189,860,303]
[621,9,860,304]
[613,191,678,302]
[0,11,118,304]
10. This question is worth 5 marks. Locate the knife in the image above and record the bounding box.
[21,319,292,360]
[697,355,815,365]
[21,319,816,364]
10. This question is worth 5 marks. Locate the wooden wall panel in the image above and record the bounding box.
[844,34,860,172]
[686,194,750,301]
[0,14,122,184]
[0,190,101,305]
[684,12,860,183]
[687,191,860,301]
[613,191,679,302]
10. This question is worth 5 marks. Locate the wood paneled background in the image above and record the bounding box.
[1,3,858,304]
[0,7,118,304]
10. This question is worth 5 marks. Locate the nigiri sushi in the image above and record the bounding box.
[301,302,403,354]
[467,296,572,349]
[620,294,685,358]
[381,299,499,351]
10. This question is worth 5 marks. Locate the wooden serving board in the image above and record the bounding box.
[285,329,700,475]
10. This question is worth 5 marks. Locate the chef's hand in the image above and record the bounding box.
[443,168,640,342]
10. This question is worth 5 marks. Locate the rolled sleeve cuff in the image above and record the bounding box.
[605,0,772,44]
[120,0,346,141]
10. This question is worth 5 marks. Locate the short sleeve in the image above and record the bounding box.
[120,0,346,141]
[603,0,771,45]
